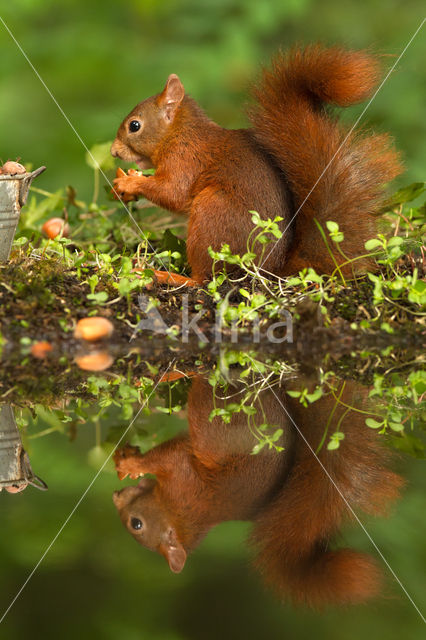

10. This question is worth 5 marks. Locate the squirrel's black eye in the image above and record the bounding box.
[129,120,141,133]
[131,517,143,530]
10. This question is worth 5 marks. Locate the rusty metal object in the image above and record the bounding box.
[0,404,48,493]
[0,166,46,262]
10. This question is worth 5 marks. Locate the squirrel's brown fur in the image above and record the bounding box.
[113,376,403,608]
[111,44,402,281]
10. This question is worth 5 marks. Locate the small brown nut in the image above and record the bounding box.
[75,351,114,371]
[74,317,114,342]
[5,483,28,493]
[31,341,53,359]
[42,217,70,239]
[1,160,26,175]
[111,167,136,202]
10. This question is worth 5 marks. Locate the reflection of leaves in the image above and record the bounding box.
[389,433,425,458]
[85,141,115,171]
[327,431,345,450]
[87,443,116,472]
[105,412,184,455]
[408,280,426,306]
[408,370,426,396]
[157,377,191,412]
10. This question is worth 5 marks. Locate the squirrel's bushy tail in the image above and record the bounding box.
[249,44,402,275]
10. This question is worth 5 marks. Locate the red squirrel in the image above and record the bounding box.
[113,376,403,608]
[111,44,401,284]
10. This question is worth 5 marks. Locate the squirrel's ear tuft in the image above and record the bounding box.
[158,74,185,121]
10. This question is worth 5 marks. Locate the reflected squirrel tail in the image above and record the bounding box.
[253,542,382,608]
[250,389,404,608]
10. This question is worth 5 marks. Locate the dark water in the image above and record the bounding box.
[0,339,425,640]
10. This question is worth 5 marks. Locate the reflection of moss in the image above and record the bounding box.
[0,254,423,411]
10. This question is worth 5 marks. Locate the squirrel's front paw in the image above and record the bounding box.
[114,443,145,480]
[111,167,143,201]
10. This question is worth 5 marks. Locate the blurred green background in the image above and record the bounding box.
[0,1,425,638]
[0,0,425,204]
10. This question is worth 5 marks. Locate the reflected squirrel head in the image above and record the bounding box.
[113,477,187,574]
[111,74,185,169]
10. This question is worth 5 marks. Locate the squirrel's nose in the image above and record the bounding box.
[110,140,120,157]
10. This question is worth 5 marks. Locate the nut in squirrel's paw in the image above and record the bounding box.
[114,443,142,459]
[114,443,144,480]
[111,167,143,201]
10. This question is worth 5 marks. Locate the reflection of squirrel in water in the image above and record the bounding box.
[111,45,401,284]
[113,376,403,608]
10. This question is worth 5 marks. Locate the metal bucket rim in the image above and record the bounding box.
[0,478,28,487]
[0,173,29,182]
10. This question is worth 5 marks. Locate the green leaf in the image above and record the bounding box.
[388,182,425,206]
[242,406,257,415]
[365,418,384,429]
[286,277,302,286]
[305,387,323,403]
[380,322,394,334]
[287,390,301,398]
[13,236,29,246]
[364,238,383,251]
[271,428,283,442]
[162,228,187,259]
[326,221,339,232]
[250,211,261,225]
[251,441,266,455]
[327,439,340,450]
[408,371,426,395]
[387,236,404,247]
[85,141,115,171]
[408,280,426,306]
[87,291,109,303]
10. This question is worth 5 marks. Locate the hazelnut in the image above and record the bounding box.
[30,341,53,359]
[75,351,114,371]
[1,160,26,175]
[74,317,114,342]
[42,217,70,239]
[4,483,28,493]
